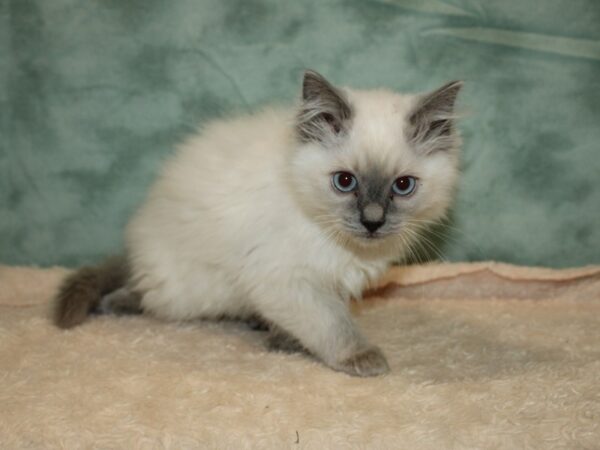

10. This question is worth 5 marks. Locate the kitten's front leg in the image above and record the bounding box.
[255,281,390,377]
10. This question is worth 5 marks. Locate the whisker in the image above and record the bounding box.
[404,218,484,255]
[403,223,449,263]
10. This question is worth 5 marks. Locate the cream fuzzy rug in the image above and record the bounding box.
[1,262,599,449]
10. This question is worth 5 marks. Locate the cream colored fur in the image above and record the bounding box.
[125,76,461,375]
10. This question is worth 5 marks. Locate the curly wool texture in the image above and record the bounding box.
[1,262,599,449]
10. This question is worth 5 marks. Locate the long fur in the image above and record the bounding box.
[54,71,463,376]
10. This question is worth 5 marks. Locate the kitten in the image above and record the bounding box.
[54,70,463,377]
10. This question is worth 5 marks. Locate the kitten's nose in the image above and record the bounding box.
[361,219,385,233]
[361,203,385,233]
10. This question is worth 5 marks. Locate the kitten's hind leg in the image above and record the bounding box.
[95,288,142,316]
[245,314,271,332]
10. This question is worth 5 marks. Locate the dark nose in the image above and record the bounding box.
[361,219,385,233]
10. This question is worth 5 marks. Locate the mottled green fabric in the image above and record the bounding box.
[2,0,599,268]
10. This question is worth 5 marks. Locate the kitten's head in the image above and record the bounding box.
[289,70,463,257]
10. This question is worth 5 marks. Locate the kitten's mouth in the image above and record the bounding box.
[355,231,386,241]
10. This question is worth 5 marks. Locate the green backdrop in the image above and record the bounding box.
[2,0,599,268]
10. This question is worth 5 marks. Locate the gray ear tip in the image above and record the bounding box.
[303,69,323,81]
[447,80,464,91]
[301,70,333,100]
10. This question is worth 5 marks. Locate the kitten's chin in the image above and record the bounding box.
[345,232,401,258]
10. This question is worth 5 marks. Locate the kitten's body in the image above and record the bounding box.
[55,71,462,377]
[129,107,392,321]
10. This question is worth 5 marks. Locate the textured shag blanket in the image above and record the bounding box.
[1,262,599,449]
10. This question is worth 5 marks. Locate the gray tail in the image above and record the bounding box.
[53,256,140,329]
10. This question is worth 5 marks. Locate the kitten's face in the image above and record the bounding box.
[290,71,462,253]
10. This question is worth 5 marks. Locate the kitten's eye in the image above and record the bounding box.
[392,176,417,196]
[332,171,358,193]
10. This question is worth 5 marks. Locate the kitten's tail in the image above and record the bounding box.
[53,255,140,329]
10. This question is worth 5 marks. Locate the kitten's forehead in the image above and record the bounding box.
[346,88,414,119]
[342,88,418,175]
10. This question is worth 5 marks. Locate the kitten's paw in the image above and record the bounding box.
[337,346,390,377]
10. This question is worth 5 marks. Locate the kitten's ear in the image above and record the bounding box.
[296,70,353,143]
[408,80,463,152]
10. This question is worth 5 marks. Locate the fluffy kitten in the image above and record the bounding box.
[55,70,462,377]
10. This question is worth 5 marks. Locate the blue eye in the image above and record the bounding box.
[392,176,416,196]
[332,171,358,193]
